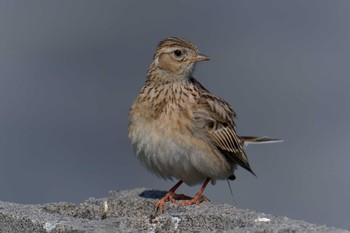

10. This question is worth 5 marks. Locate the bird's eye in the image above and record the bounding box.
[173,50,183,57]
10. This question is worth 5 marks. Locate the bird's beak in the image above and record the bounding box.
[189,54,209,62]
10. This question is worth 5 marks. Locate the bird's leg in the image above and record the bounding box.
[155,180,184,213]
[180,177,211,206]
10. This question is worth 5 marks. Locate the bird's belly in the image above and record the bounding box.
[129,114,232,185]
[133,135,207,185]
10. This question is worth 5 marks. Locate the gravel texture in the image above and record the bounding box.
[0,188,348,233]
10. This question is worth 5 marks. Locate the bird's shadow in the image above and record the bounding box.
[139,190,167,199]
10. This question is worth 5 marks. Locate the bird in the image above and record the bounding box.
[128,37,281,212]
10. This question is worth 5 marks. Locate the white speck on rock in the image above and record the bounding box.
[103,201,109,214]
[172,216,181,229]
[255,217,271,222]
[43,222,57,231]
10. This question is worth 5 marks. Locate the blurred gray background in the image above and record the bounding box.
[1,0,349,230]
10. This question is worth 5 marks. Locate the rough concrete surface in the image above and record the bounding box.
[0,188,348,233]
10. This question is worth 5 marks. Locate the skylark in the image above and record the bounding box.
[128,37,280,212]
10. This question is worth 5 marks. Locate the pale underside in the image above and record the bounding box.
[129,77,251,186]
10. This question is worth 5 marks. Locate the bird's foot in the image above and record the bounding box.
[172,193,193,201]
[155,192,177,213]
[179,193,209,206]
[155,192,195,213]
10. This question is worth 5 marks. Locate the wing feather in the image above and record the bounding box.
[191,78,256,176]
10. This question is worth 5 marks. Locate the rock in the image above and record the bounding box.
[0,188,348,232]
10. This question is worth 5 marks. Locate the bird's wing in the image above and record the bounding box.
[191,78,255,175]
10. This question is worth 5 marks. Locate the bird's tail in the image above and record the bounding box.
[239,136,283,146]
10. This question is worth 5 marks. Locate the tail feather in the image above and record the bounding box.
[239,136,283,146]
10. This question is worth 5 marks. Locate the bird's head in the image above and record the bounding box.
[151,37,209,78]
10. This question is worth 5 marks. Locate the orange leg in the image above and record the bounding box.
[180,177,211,206]
[155,180,184,213]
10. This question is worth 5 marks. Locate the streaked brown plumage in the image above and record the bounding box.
[128,37,281,212]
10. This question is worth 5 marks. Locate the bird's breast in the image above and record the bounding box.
[128,83,233,184]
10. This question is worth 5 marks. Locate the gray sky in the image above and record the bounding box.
[1,0,350,229]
